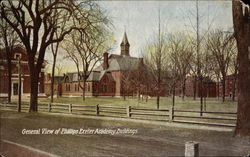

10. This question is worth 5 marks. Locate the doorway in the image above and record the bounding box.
[13,83,18,95]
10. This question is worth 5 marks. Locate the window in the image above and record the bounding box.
[112,85,115,93]
[75,84,77,91]
[93,84,96,92]
[88,84,90,92]
[14,53,21,60]
[102,85,107,93]
[66,84,71,91]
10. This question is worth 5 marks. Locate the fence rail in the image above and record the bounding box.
[0,102,237,127]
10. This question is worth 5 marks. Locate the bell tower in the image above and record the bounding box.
[120,32,130,56]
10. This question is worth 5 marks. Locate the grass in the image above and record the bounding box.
[39,96,237,112]
[3,96,237,125]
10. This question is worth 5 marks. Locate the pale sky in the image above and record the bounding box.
[97,0,233,57]
[45,0,233,73]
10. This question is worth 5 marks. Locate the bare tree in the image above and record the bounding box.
[232,0,250,136]
[120,70,133,101]
[63,11,112,100]
[0,0,92,112]
[49,8,70,103]
[120,60,147,101]
[55,63,64,76]
[229,51,239,101]
[168,32,193,100]
[0,14,19,103]
[207,30,235,102]
[143,8,168,109]
[144,33,168,109]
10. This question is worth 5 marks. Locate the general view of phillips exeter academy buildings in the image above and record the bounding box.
[1,0,250,156]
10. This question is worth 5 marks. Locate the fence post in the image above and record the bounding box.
[48,103,51,112]
[69,104,72,114]
[96,104,99,115]
[169,106,174,122]
[127,106,131,118]
[185,141,199,157]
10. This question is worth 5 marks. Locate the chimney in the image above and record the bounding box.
[103,52,109,70]
[139,58,143,65]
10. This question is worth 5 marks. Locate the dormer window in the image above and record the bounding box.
[14,53,21,60]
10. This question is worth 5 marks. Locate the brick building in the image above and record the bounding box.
[182,76,217,98]
[217,74,238,98]
[0,46,46,97]
[45,32,144,97]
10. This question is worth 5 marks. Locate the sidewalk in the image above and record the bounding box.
[0,140,58,157]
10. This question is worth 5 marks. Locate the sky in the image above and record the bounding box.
[97,0,233,57]
[45,0,233,73]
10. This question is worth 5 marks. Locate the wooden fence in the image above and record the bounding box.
[0,102,237,127]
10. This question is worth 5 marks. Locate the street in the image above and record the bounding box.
[0,110,249,157]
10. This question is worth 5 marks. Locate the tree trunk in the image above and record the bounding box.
[222,75,226,102]
[82,80,86,101]
[172,84,175,108]
[217,80,220,99]
[18,58,21,112]
[182,78,186,100]
[199,77,203,116]
[29,70,39,112]
[233,0,250,136]
[50,57,56,103]
[28,49,44,112]
[156,95,160,109]
[193,76,197,100]
[50,42,59,103]
[232,70,238,101]
[7,56,11,103]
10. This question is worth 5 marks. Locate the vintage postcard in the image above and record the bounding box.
[0,0,250,157]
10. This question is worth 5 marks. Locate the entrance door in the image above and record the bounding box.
[13,83,18,95]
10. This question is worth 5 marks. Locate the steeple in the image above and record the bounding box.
[120,32,130,56]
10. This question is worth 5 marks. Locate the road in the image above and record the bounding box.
[0,110,249,157]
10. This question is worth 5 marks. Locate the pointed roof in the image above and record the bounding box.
[120,32,130,46]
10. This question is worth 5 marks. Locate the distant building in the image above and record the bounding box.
[44,74,64,97]
[184,76,217,98]
[0,46,46,97]
[216,74,238,98]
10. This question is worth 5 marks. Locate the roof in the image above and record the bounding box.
[64,72,86,82]
[64,71,115,82]
[95,54,143,71]
[0,45,48,65]
[87,71,115,82]
[54,76,64,84]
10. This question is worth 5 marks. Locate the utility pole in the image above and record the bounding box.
[18,57,21,112]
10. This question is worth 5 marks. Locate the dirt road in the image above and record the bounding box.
[0,111,249,157]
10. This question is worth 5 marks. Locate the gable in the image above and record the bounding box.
[94,54,143,72]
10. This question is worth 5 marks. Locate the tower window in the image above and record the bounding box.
[14,53,21,60]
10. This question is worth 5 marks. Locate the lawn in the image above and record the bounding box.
[39,96,237,112]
